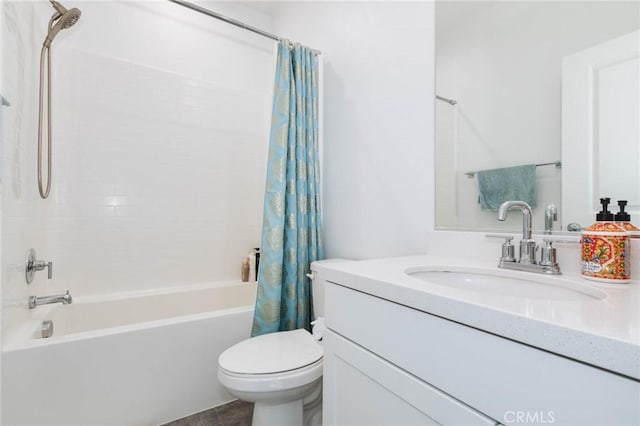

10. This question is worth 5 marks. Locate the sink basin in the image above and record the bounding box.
[406,269,607,301]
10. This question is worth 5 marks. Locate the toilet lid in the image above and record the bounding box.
[219,329,323,375]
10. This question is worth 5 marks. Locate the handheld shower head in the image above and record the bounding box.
[37,0,81,199]
[43,1,81,48]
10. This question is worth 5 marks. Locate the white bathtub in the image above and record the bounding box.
[2,281,257,426]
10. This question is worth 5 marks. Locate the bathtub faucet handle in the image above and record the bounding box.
[25,248,53,284]
[36,261,53,279]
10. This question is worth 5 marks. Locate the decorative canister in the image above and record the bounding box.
[581,222,631,283]
[617,221,640,239]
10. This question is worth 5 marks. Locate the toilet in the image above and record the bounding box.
[218,261,334,426]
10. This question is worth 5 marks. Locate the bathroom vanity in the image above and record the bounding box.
[315,256,640,426]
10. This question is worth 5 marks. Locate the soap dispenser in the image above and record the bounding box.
[580,198,631,283]
[614,200,640,237]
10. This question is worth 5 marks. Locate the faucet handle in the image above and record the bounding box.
[32,260,53,279]
[36,261,53,279]
[25,249,53,284]
[539,240,558,267]
[486,234,516,262]
[539,238,579,268]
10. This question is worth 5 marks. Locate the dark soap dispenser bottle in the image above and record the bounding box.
[614,200,639,237]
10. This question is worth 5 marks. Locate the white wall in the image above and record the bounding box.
[0,0,4,413]
[272,1,435,260]
[1,1,274,340]
[435,1,640,231]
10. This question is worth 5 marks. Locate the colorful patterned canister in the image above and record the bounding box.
[581,222,631,283]
[617,221,640,236]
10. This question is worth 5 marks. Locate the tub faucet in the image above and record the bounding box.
[497,200,536,264]
[28,290,72,309]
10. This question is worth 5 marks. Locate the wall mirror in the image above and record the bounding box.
[435,1,640,233]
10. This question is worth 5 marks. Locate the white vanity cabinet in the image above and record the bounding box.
[323,330,497,425]
[323,282,640,426]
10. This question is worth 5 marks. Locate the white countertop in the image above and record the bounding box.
[314,255,640,380]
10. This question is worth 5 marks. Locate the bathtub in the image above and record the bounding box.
[2,281,257,426]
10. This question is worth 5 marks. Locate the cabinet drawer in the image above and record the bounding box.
[325,283,640,426]
[324,330,497,426]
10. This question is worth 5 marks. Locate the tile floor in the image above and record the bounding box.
[162,400,254,426]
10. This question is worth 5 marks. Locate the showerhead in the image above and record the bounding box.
[59,7,81,29]
[43,1,81,48]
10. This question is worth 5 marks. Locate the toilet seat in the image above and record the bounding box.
[219,329,323,374]
[218,329,323,393]
[219,358,323,393]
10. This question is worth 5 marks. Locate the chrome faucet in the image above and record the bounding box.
[497,201,536,264]
[495,201,561,275]
[544,204,558,234]
[28,290,72,309]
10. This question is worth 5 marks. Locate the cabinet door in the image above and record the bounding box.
[323,330,497,426]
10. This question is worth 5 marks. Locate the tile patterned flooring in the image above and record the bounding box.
[162,400,254,426]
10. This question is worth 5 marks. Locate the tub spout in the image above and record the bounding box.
[29,290,72,309]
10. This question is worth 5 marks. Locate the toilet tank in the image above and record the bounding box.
[310,259,350,317]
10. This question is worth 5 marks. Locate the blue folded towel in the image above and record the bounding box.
[476,164,537,211]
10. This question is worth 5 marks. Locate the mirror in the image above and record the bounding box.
[562,29,640,228]
[435,1,640,233]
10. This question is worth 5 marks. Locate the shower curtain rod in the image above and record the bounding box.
[168,0,322,55]
[436,95,457,105]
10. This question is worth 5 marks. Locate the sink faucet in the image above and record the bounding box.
[495,201,561,275]
[497,201,536,264]
[544,204,558,234]
[28,290,72,309]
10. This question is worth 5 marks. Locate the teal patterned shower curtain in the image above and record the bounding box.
[251,42,323,337]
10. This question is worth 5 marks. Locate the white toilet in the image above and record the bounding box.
[218,262,331,426]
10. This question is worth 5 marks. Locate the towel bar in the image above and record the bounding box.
[465,161,561,178]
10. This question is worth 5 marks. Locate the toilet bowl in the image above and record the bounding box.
[218,329,323,426]
[217,260,344,426]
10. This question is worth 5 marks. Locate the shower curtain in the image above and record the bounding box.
[251,41,323,337]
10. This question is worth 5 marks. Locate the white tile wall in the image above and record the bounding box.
[2,1,275,338]
[2,0,50,340]
[47,48,269,295]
